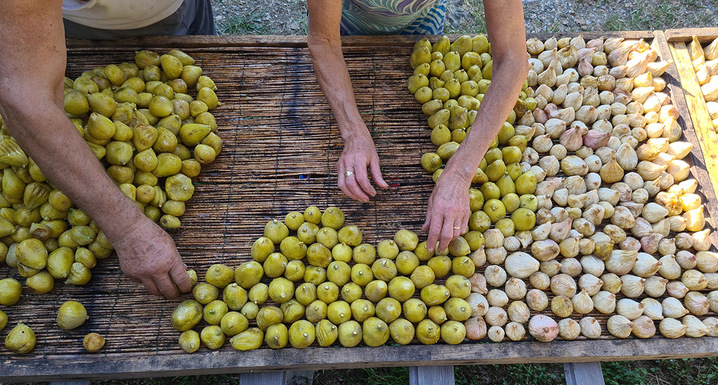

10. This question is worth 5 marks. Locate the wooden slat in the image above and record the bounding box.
[563,363,605,385]
[409,366,454,385]
[653,30,718,246]
[3,338,718,382]
[670,41,718,220]
[665,27,718,43]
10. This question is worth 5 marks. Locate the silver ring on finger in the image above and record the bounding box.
[345,170,355,177]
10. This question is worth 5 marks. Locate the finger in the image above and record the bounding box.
[422,197,434,232]
[355,164,376,197]
[344,171,370,202]
[337,161,354,200]
[422,206,433,232]
[437,216,455,254]
[154,274,180,299]
[460,209,470,235]
[338,159,367,201]
[142,278,161,297]
[427,213,442,253]
[453,217,463,238]
[369,155,389,189]
[171,263,193,293]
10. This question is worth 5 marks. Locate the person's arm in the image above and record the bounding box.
[307,0,389,202]
[423,0,529,252]
[0,0,191,298]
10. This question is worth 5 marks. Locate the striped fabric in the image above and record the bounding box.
[340,0,447,36]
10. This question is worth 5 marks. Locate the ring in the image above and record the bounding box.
[453,226,461,230]
[345,171,355,177]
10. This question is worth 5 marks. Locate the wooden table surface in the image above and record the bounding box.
[1,32,718,382]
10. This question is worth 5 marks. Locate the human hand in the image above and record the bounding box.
[337,129,389,202]
[113,218,191,298]
[422,170,472,254]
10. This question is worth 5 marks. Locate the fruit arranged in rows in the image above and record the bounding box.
[172,206,491,351]
[0,49,222,353]
[409,34,718,341]
[0,49,222,298]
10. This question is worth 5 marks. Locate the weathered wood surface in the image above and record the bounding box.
[670,41,718,219]
[4,338,718,382]
[665,28,718,43]
[654,30,718,246]
[409,365,454,385]
[564,362,605,385]
[1,32,718,382]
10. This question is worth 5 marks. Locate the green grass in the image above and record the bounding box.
[445,1,487,35]
[602,358,718,385]
[147,375,238,385]
[601,0,716,31]
[314,367,409,385]
[218,13,271,35]
[455,363,564,385]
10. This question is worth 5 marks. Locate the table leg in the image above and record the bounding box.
[564,362,605,385]
[409,365,455,385]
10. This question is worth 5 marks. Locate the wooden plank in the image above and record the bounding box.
[409,366,454,385]
[564,363,605,385]
[670,41,718,221]
[654,30,718,246]
[665,27,718,43]
[1,32,717,383]
[3,338,718,382]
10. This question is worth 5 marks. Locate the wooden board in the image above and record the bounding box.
[669,43,718,226]
[665,28,718,44]
[1,33,718,382]
[653,30,718,245]
[4,338,718,381]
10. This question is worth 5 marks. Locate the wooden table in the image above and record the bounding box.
[2,32,718,385]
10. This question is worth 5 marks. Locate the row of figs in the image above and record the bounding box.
[172,206,488,351]
[410,34,718,342]
[1,49,223,354]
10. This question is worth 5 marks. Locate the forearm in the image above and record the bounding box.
[0,0,145,245]
[308,38,370,141]
[443,0,528,184]
[445,55,528,182]
[2,99,145,243]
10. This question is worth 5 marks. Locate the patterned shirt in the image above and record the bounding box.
[340,0,447,36]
